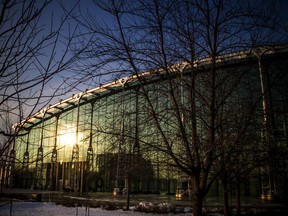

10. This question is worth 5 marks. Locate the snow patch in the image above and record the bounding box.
[0,201,191,216]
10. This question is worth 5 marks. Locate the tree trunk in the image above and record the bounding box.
[223,190,230,216]
[223,177,230,216]
[0,164,5,201]
[235,178,241,216]
[125,177,130,210]
[192,186,204,216]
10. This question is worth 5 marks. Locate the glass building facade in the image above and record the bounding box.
[6,46,288,200]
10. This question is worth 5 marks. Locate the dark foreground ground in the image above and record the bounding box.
[1,188,288,215]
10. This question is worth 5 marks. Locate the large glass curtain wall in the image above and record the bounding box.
[12,53,288,197]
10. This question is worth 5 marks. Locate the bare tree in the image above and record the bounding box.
[73,0,287,215]
[0,0,85,198]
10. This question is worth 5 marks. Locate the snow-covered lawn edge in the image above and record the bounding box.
[0,201,193,216]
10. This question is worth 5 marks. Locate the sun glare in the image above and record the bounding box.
[58,126,83,147]
[59,132,76,146]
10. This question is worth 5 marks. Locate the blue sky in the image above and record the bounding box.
[4,0,287,119]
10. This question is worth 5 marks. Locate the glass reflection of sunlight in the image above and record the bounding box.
[58,127,83,147]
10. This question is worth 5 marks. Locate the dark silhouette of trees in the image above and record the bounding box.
[72,0,287,215]
[0,0,85,199]
[1,0,287,215]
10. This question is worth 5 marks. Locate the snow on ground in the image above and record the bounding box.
[0,201,191,216]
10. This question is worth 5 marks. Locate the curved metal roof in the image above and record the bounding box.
[13,44,288,131]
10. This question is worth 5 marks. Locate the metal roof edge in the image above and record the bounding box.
[13,44,288,130]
